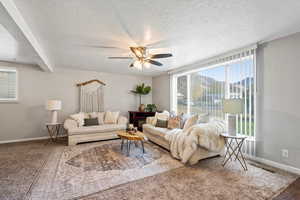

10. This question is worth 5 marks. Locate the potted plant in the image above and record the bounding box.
[145,104,157,112]
[131,83,151,112]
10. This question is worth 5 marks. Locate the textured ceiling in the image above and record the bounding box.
[0,3,39,65]
[6,0,300,75]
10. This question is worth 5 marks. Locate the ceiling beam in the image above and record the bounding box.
[0,0,53,72]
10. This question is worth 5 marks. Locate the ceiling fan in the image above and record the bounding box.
[108,46,172,70]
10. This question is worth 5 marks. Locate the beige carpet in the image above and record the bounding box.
[0,140,54,200]
[0,139,298,200]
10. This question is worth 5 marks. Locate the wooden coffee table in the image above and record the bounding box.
[117,130,147,156]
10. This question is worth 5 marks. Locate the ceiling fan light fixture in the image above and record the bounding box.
[133,60,142,70]
[136,64,143,70]
[143,61,151,69]
[135,50,143,57]
[109,46,172,69]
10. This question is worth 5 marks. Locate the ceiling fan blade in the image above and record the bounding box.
[150,53,173,59]
[146,59,163,66]
[108,56,132,59]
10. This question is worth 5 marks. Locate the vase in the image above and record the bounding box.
[139,104,145,112]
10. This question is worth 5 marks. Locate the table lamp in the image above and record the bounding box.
[223,99,244,136]
[46,100,62,124]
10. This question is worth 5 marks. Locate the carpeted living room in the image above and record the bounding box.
[1,1,300,200]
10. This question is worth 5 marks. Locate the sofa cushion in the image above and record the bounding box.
[64,119,78,130]
[97,112,105,125]
[104,111,120,124]
[143,124,173,139]
[70,112,85,127]
[68,124,126,135]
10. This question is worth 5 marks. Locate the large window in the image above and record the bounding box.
[172,50,256,137]
[0,68,18,101]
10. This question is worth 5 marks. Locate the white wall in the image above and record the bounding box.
[152,32,300,169]
[256,32,300,168]
[152,74,170,111]
[0,63,152,142]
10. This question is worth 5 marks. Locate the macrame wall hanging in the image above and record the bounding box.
[76,79,106,113]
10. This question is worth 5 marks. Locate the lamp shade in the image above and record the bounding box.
[46,100,62,111]
[223,99,243,114]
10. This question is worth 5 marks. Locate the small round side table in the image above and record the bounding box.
[46,123,62,142]
[221,134,248,171]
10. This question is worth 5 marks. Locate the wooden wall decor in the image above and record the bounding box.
[77,79,105,112]
[76,79,106,87]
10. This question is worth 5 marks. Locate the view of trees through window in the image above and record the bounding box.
[176,75,188,114]
[174,56,255,137]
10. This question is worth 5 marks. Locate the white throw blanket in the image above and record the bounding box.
[165,120,226,164]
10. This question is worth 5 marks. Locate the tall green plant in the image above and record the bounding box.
[131,83,151,105]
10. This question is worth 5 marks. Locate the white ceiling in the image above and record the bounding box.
[0,3,40,66]
[3,0,300,76]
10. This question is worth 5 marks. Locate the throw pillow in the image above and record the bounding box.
[84,118,99,126]
[167,116,181,129]
[183,114,198,131]
[97,112,105,125]
[104,111,120,124]
[89,112,98,118]
[180,113,191,129]
[83,112,90,119]
[155,110,170,121]
[169,110,177,118]
[156,119,168,128]
[70,112,85,127]
[148,117,157,126]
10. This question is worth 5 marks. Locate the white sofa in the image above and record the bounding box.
[143,117,222,162]
[64,113,127,146]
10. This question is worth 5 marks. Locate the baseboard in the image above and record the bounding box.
[0,134,67,144]
[0,136,50,144]
[246,155,300,175]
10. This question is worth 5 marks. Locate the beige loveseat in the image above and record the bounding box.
[64,112,127,146]
[143,117,222,162]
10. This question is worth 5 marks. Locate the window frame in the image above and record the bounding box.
[0,67,18,103]
[170,55,256,140]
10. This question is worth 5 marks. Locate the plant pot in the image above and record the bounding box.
[139,104,145,112]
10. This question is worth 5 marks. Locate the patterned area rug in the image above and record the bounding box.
[80,158,297,200]
[27,140,182,200]
[0,139,298,200]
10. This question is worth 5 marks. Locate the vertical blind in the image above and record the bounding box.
[171,47,256,138]
[0,68,17,101]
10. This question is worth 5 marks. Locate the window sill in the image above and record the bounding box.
[0,99,19,104]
